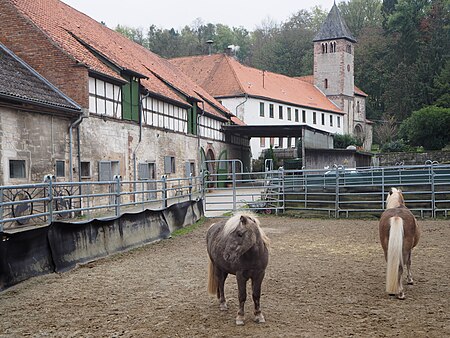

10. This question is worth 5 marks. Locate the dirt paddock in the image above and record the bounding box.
[0,216,449,337]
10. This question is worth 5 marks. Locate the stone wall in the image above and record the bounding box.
[374,151,450,166]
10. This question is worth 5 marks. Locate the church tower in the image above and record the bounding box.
[313,3,357,136]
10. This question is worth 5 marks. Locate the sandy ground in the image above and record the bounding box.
[0,216,449,338]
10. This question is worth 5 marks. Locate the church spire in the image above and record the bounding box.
[313,3,356,43]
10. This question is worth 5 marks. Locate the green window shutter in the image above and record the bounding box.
[188,105,197,135]
[122,77,139,122]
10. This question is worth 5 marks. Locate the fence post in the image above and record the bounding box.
[0,187,3,232]
[279,167,285,215]
[335,169,340,218]
[189,173,193,201]
[232,161,236,212]
[45,176,54,223]
[161,175,167,208]
[431,164,436,218]
[114,175,121,217]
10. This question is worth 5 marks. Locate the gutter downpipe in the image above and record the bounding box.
[198,100,205,172]
[69,108,88,182]
[235,94,248,120]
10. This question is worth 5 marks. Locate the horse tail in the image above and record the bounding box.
[386,216,404,294]
[207,257,218,296]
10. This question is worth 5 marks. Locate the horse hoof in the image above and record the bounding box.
[219,303,228,311]
[254,314,265,323]
[397,293,405,300]
[407,279,414,285]
[236,315,245,325]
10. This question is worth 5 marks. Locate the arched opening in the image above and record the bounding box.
[324,78,328,89]
[206,148,216,188]
[354,124,364,146]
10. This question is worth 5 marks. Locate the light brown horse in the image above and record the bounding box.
[379,188,420,299]
[206,213,269,325]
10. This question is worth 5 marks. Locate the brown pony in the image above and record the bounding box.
[379,188,420,299]
[206,213,269,325]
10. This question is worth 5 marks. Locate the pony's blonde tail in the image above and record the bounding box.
[386,217,404,294]
[207,257,218,296]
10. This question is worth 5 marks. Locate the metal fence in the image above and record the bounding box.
[0,174,203,231]
[2,163,449,230]
[203,163,450,218]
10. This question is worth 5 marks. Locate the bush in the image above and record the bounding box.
[333,134,362,149]
[380,140,407,153]
[399,106,450,150]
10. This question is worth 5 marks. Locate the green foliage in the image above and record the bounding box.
[333,134,363,149]
[380,140,407,152]
[399,106,450,150]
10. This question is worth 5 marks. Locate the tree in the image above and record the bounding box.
[399,106,450,150]
[333,134,363,149]
[339,0,383,38]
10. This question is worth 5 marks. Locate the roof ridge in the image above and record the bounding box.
[223,55,246,95]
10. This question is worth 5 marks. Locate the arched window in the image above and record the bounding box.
[324,79,328,89]
[347,45,352,54]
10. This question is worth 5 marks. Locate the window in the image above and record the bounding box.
[99,161,120,181]
[347,45,352,54]
[81,162,91,178]
[324,79,328,89]
[139,162,156,180]
[295,109,299,122]
[278,137,283,148]
[260,137,266,147]
[330,115,333,127]
[56,160,65,177]
[269,104,274,118]
[287,138,292,148]
[321,113,325,125]
[302,110,306,123]
[270,137,275,146]
[185,161,195,177]
[9,160,25,178]
[278,106,283,119]
[287,107,292,121]
[164,156,176,174]
[337,116,341,128]
[313,112,317,124]
[259,102,265,117]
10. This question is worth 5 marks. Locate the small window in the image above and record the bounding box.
[321,113,325,125]
[278,137,283,148]
[302,110,306,123]
[81,161,91,178]
[185,161,195,177]
[295,109,299,122]
[337,116,341,128]
[269,104,274,118]
[139,162,156,180]
[259,102,265,117]
[313,112,317,124]
[9,160,26,178]
[279,106,283,120]
[99,161,120,181]
[56,160,65,177]
[330,115,333,127]
[324,79,328,89]
[287,107,292,121]
[164,156,176,174]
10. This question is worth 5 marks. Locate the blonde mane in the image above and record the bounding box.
[222,212,270,247]
[386,187,405,209]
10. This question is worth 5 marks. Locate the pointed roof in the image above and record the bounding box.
[171,54,343,114]
[0,42,81,113]
[313,3,356,43]
[5,0,237,122]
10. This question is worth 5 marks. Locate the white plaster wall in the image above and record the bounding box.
[220,97,344,159]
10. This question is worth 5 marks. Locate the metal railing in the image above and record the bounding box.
[204,163,450,218]
[0,174,203,231]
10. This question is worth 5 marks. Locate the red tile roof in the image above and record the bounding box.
[171,54,343,114]
[296,75,368,97]
[8,0,237,122]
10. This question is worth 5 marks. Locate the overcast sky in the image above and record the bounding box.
[61,0,336,31]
